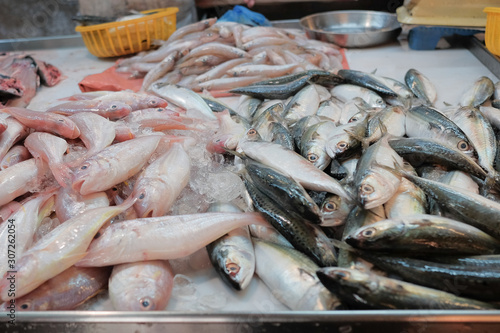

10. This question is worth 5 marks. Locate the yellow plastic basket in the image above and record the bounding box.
[75,7,178,58]
[484,7,500,56]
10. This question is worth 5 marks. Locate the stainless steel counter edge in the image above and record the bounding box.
[0,35,85,52]
[2,311,500,333]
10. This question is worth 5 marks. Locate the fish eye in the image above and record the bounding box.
[226,262,240,276]
[58,119,65,122]
[148,101,158,107]
[323,201,338,212]
[80,164,89,170]
[457,140,469,151]
[360,184,374,194]
[335,271,350,279]
[157,108,163,112]
[112,187,118,191]
[110,104,118,110]
[361,227,376,238]
[139,193,145,200]
[307,153,318,162]
[337,141,349,150]
[377,99,384,105]
[247,129,257,136]
[20,303,30,310]
[403,161,410,166]
[94,231,101,239]
[139,298,153,310]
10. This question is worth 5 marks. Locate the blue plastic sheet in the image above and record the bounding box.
[218,5,271,27]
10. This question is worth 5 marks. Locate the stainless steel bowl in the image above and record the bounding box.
[300,10,401,48]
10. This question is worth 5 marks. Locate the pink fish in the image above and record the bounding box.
[76,212,268,267]
[0,198,136,301]
[55,186,109,222]
[48,100,132,120]
[24,132,72,187]
[0,158,50,207]
[0,190,55,279]
[59,91,168,111]
[3,107,80,139]
[131,142,190,218]
[0,144,30,170]
[109,260,174,311]
[0,266,111,311]
[33,57,64,87]
[66,112,116,167]
[72,135,163,195]
[122,108,197,132]
[0,116,29,162]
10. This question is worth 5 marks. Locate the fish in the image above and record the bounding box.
[358,253,500,302]
[229,73,312,100]
[24,132,72,187]
[48,100,132,120]
[316,267,495,310]
[345,214,500,255]
[2,107,80,139]
[364,106,406,145]
[1,266,111,311]
[0,117,29,162]
[72,135,163,195]
[320,193,355,227]
[0,198,136,300]
[404,68,437,105]
[338,69,397,96]
[54,186,109,222]
[141,51,181,92]
[0,158,49,207]
[254,239,341,311]
[166,18,217,43]
[299,120,336,170]
[330,84,386,109]
[76,212,268,267]
[207,110,250,153]
[405,105,476,157]
[109,260,174,311]
[238,130,352,201]
[459,76,495,107]
[384,177,427,219]
[282,84,320,125]
[325,117,367,159]
[398,168,500,239]
[388,137,489,181]
[206,202,255,290]
[242,170,337,267]
[150,83,216,120]
[131,142,191,218]
[4,56,39,108]
[0,191,55,278]
[0,144,30,170]
[243,158,322,225]
[33,57,64,87]
[66,112,116,167]
[353,137,403,209]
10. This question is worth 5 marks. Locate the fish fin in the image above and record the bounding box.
[61,252,89,266]
[371,69,377,75]
[443,101,452,107]
[330,238,358,252]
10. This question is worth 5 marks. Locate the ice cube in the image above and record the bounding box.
[172,274,198,301]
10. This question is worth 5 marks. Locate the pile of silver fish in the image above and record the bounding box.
[116,19,344,94]
[1,20,500,312]
[0,53,63,108]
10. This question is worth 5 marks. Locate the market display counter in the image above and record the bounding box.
[1,26,500,332]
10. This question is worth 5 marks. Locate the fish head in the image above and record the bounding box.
[51,115,81,139]
[97,101,132,120]
[345,220,406,249]
[72,159,107,196]
[145,96,168,109]
[132,183,167,218]
[317,267,376,296]
[357,171,400,209]
[206,133,240,154]
[320,194,353,227]
[214,246,255,290]
[303,141,331,170]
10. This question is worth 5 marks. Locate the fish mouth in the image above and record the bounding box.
[72,178,85,194]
